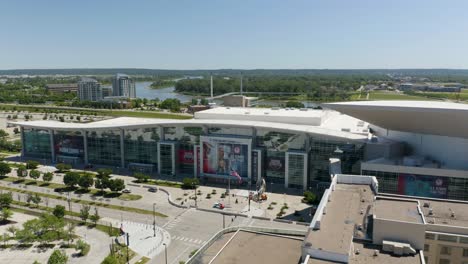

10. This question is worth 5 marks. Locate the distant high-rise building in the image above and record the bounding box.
[78,78,102,101]
[112,73,136,98]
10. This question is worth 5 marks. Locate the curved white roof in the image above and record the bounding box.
[324,101,468,139]
[9,117,366,141]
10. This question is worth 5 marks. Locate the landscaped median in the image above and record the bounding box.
[0,185,167,217]
[0,176,142,201]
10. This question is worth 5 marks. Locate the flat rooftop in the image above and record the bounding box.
[417,198,468,228]
[10,116,367,141]
[196,230,303,264]
[305,184,374,255]
[374,197,424,224]
[308,243,422,264]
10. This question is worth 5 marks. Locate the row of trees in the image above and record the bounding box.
[174,75,384,101]
[63,169,125,193]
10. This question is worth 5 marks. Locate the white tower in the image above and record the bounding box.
[210,74,213,98]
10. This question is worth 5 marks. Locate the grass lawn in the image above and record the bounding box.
[137,179,183,189]
[0,185,167,217]
[135,257,151,264]
[0,176,142,202]
[10,205,121,237]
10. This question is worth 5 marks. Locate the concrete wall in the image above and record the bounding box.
[373,217,426,250]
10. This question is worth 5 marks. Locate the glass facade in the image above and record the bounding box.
[20,123,368,190]
[54,130,84,163]
[23,128,51,159]
[159,143,174,175]
[309,138,364,184]
[87,130,121,166]
[363,170,468,201]
[288,153,306,189]
[124,128,159,171]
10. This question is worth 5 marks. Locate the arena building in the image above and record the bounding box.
[11,107,367,191]
[10,100,468,200]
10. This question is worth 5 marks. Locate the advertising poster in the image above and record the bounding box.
[54,135,84,157]
[266,155,285,178]
[397,174,448,199]
[178,149,194,165]
[202,137,249,178]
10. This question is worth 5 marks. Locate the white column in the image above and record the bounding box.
[20,127,25,158]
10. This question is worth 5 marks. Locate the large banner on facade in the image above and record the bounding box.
[178,149,194,165]
[201,136,250,178]
[397,174,448,199]
[266,155,285,178]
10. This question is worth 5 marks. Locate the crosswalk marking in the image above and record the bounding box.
[171,236,205,244]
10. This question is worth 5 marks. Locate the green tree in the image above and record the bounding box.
[29,169,41,181]
[80,205,90,224]
[78,173,94,190]
[16,165,27,178]
[160,98,181,112]
[0,162,11,176]
[53,205,66,219]
[182,177,199,189]
[0,129,8,138]
[302,191,317,204]
[200,98,208,105]
[13,127,19,134]
[47,250,68,264]
[133,173,150,183]
[108,179,125,192]
[97,168,112,178]
[63,172,80,188]
[42,172,54,183]
[89,207,100,226]
[0,208,13,223]
[191,98,198,105]
[26,160,40,169]
[0,192,13,208]
[31,194,42,208]
[94,177,110,193]
[55,163,71,173]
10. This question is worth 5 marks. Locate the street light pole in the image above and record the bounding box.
[163,243,168,264]
[153,203,156,237]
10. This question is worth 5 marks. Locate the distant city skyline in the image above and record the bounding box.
[1,0,468,70]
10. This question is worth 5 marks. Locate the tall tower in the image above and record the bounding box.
[112,73,136,98]
[210,74,214,98]
[240,72,243,95]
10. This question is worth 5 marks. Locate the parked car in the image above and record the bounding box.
[213,202,225,209]
[148,187,157,193]
[122,188,131,193]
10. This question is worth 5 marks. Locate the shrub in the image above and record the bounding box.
[29,169,41,181]
[302,191,316,204]
[206,194,211,199]
[182,178,199,189]
[53,205,66,219]
[55,163,71,173]
[63,172,80,187]
[133,173,150,183]
[0,162,11,176]
[17,165,27,178]
[47,249,68,264]
[26,160,39,169]
[76,239,90,256]
[42,172,54,183]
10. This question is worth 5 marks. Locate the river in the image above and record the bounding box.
[135,81,195,102]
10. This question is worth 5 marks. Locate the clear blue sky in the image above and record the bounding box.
[1,0,468,69]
